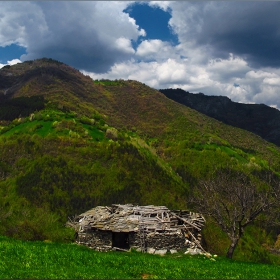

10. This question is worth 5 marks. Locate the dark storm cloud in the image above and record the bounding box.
[24,2,142,72]
[22,43,130,73]
[0,2,142,73]
[171,2,280,68]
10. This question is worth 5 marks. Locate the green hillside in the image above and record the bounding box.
[1,58,280,263]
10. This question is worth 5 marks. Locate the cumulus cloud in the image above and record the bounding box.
[208,54,250,82]
[83,57,196,89]
[148,1,172,12]
[0,59,22,69]
[168,1,280,68]
[2,1,280,109]
[0,1,145,73]
[83,48,280,109]
[136,39,180,61]
[136,40,165,57]
[115,37,135,54]
[263,77,280,86]
[0,2,46,48]
[7,59,21,65]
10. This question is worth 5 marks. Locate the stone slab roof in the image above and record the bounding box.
[75,204,205,233]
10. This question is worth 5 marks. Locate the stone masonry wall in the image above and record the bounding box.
[77,230,112,251]
[146,231,186,250]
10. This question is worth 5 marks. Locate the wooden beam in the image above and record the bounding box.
[170,212,202,231]
[185,226,206,253]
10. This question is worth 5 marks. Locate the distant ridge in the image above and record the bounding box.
[160,88,280,146]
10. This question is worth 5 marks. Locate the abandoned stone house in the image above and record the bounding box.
[69,204,206,254]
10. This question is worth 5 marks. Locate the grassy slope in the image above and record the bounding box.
[1,235,280,279]
[2,60,279,166]
[0,107,187,243]
[1,59,280,263]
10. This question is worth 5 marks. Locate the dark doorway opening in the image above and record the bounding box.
[112,232,129,249]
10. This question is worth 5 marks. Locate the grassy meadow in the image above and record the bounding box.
[1,235,280,279]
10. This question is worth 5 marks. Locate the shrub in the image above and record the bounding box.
[106,128,118,140]
[79,116,93,125]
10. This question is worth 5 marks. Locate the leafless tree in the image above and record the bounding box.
[190,167,280,259]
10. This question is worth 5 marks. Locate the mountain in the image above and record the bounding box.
[159,88,280,146]
[1,58,280,261]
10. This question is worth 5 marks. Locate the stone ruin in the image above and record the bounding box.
[68,204,206,255]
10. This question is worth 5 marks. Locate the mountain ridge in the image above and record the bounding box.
[1,58,280,262]
[160,88,280,146]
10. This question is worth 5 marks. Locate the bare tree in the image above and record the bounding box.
[190,167,280,259]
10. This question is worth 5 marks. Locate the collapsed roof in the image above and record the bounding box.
[75,204,205,233]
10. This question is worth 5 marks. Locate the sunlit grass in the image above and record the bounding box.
[1,235,280,279]
[0,108,106,141]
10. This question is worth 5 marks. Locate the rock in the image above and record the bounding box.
[30,113,35,121]
[147,247,155,254]
[185,248,202,255]
[170,249,177,254]
[195,248,202,254]
[154,249,167,255]
[185,249,195,255]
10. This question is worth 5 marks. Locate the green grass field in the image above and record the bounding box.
[1,235,280,279]
[0,108,106,142]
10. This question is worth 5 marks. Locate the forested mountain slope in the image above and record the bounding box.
[1,58,280,262]
[160,88,280,146]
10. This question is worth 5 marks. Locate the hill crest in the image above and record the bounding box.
[160,88,280,146]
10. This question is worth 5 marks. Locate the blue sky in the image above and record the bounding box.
[0,44,26,63]
[124,3,178,47]
[1,1,280,109]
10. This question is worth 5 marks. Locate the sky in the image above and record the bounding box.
[1,1,280,109]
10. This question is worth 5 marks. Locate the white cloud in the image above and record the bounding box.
[263,77,280,86]
[83,47,280,108]
[158,59,186,82]
[0,2,46,48]
[148,1,171,12]
[115,37,135,54]
[136,39,191,66]
[168,2,205,44]
[84,58,191,89]
[136,40,164,57]
[2,1,280,109]
[0,58,22,69]
[208,54,250,81]
[136,40,178,61]
[246,70,277,80]
[7,59,22,65]
[0,2,144,73]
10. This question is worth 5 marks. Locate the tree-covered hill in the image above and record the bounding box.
[1,58,280,263]
[160,88,280,146]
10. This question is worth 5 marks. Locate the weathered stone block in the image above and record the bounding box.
[154,249,167,255]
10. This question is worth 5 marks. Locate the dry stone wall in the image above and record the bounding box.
[146,231,186,250]
[77,230,112,251]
